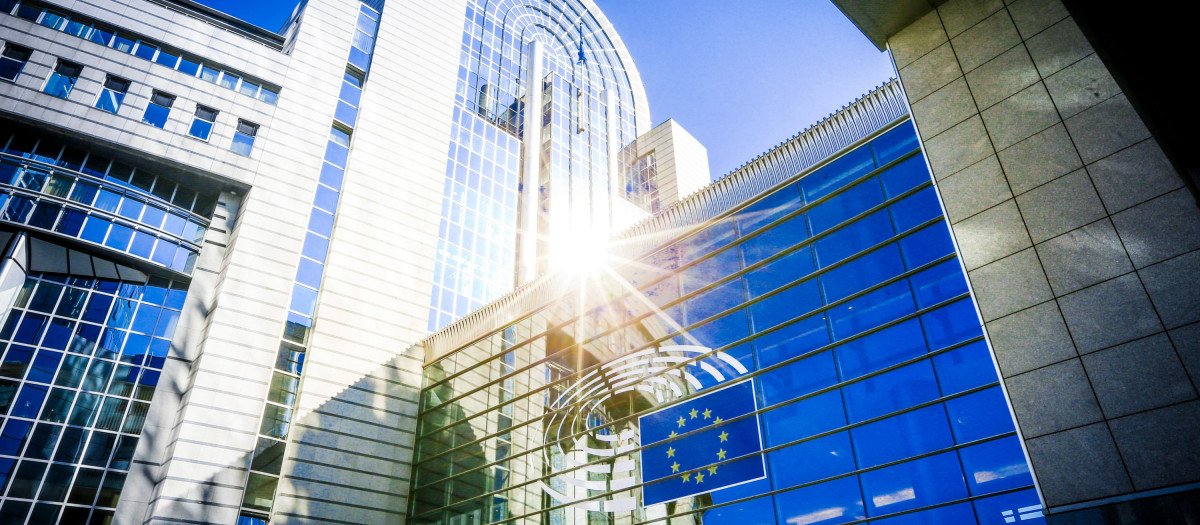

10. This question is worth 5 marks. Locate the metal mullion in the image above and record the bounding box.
[3,185,203,250]
[0,152,212,223]
[418,217,954,448]
[416,380,1013,522]
[417,263,966,471]
[421,144,924,390]
[617,145,923,297]
[415,311,984,495]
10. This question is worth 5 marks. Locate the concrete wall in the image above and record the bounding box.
[887,0,1200,514]
[629,120,712,207]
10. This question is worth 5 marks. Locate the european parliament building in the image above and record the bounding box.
[1,0,1198,524]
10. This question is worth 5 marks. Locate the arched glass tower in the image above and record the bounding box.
[426,0,651,330]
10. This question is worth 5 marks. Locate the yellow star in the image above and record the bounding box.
[668,431,678,439]
[677,416,686,427]
[703,408,712,419]
[671,462,680,473]
[708,465,718,475]
[717,448,727,460]
[719,431,729,442]
[689,408,698,419]
[695,472,704,484]
[713,416,723,425]
[666,447,675,458]
[681,472,691,482]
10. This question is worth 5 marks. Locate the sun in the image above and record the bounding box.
[548,226,613,277]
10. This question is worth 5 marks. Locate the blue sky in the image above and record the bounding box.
[194,0,893,179]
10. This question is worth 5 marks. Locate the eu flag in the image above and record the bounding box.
[639,380,765,506]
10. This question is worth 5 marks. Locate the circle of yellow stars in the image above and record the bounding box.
[664,406,730,485]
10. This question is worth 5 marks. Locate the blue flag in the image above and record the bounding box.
[639,380,765,506]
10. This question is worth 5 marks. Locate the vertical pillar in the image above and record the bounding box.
[518,40,545,285]
[0,232,29,329]
[606,89,620,230]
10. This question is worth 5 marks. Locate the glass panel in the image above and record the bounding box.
[859,452,967,516]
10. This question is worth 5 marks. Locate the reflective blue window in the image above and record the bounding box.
[737,184,803,235]
[921,299,983,350]
[301,233,330,263]
[843,361,940,423]
[740,214,808,268]
[807,178,884,235]
[295,258,324,289]
[12,383,48,418]
[750,279,821,333]
[889,187,942,233]
[684,279,744,325]
[898,221,955,269]
[834,319,927,381]
[852,405,954,468]
[960,436,1033,495]
[770,432,855,490]
[827,281,915,341]
[324,139,350,168]
[945,387,1016,443]
[686,309,749,349]
[870,122,920,166]
[933,340,998,395]
[762,390,845,446]
[43,61,82,99]
[909,259,968,308]
[313,185,339,213]
[813,209,894,267]
[859,452,967,516]
[743,246,814,298]
[973,488,1045,525]
[821,244,905,303]
[703,493,777,525]
[319,163,345,189]
[774,475,865,525]
[754,313,829,368]
[870,502,976,525]
[801,147,876,202]
[308,209,335,238]
[679,249,739,297]
[759,349,837,406]
[334,100,358,128]
[681,220,738,262]
[879,154,929,198]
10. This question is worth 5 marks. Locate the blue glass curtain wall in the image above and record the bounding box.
[0,272,187,524]
[411,120,1044,525]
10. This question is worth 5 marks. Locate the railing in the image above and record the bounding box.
[0,153,207,276]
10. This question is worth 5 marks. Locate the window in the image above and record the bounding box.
[132,41,157,61]
[43,59,82,98]
[142,91,175,128]
[0,44,32,82]
[218,71,239,91]
[188,106,217,141]
[94,75,131,113]
[231,120,258,156]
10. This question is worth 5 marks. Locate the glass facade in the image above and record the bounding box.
[0,128,215,276]
[427,0,643,331]
[0,272,187,524]
[236,1,384,522]
[411,121,1044,525]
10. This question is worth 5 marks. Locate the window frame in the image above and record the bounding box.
[94,74,132,114]
[142,90,176,129]
[187,105,218,142]
[42,59,83,99]
[230,119,259,156]
[0,43,33,82]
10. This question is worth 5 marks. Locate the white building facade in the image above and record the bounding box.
[0,0,681,523]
